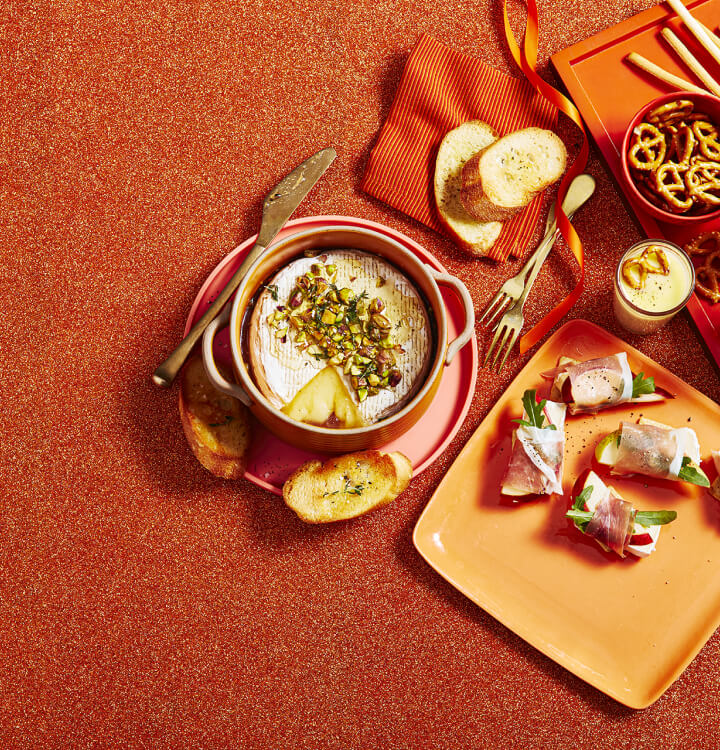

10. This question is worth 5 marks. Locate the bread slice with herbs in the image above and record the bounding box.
[179,353,252,479]
[434,120,503,256]
[283,450,413,523]
[460,127,567,223]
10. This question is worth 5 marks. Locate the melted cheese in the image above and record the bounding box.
[248,250,432,425]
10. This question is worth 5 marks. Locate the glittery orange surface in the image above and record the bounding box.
[3,1,720,747]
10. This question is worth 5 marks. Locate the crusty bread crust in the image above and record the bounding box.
[283,450,413,523]
[433,120,503,256]
[178,354,251,479]
[460,127,567,223]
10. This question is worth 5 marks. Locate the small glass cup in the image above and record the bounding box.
[613,239,695,335]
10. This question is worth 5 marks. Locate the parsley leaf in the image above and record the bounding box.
[678,456,710,487]
[512,389,556,430]
[631,371,655,398]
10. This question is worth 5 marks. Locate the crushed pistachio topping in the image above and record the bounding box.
[266,261,404,400]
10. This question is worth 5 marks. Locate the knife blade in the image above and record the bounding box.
[152,146,337,387]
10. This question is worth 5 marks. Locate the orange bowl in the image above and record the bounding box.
[202,223,475,453]
[620,91,720,225]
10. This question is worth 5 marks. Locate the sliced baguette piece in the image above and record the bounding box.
[434,120,503,256]
[283,450,413,523]
[461,127,567,223]
[179,353,252,479]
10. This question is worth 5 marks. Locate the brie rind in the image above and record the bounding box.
[248,250,432,425]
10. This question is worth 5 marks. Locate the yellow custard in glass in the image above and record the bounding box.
[613,240,695,335]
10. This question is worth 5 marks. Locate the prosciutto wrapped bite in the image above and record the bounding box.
[566,471,677,558]
[544,353,671,415]
[595,418,710,487]
[710,451,720,501]
[501,390,566,497]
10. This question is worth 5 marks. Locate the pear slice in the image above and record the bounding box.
[595,430,621,466]
[282,366,365,428]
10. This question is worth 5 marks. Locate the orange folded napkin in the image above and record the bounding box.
[361,34,558,262]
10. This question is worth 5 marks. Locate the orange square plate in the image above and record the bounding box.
[413,320,720,708]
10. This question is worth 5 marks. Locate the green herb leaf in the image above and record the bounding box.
[572,485,593,511]
[567,486,594,531]
[512,389,556,430]
[678,456,710,487]
[634,510,677,526]
[565,508,594,534]
[631,371,655,398]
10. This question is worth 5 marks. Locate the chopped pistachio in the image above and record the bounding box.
[369,297,385,314]
[357,387,368,402]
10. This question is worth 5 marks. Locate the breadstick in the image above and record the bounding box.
[698,21,720,51]
[666,0,720,69]
[661,27,720,96]
[625,52,710,95]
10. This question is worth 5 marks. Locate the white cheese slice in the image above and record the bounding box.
[248,250,432,425]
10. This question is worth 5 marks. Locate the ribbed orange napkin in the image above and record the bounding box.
[361,34,558,262]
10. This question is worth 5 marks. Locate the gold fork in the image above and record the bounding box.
[484,174,596,372]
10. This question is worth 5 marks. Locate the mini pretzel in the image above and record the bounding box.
[686,162,720,206]
[692,120,720,161]
[655,162,694,211]
[622,257,648,289]
[685,231,720,258]
[640,245,670,275]
[695,251,720,304]
[647,99,694,126]
[668,124,695,165]
[629,123,667,171]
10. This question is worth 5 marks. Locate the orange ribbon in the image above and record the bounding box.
[503,0,590,353]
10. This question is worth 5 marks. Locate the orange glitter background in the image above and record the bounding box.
[2,1,720,747]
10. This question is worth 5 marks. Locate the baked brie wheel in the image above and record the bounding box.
[247,250,432,428]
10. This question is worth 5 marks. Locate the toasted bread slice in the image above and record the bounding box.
[434,120,503,256]
[461,127,567,222]
[179,353,251,479]
[283,450,413,523]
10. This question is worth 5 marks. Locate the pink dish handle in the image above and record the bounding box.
[427,267,475,366]
[202,306,253,407]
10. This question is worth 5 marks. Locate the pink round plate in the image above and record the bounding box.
[185,215,478,495]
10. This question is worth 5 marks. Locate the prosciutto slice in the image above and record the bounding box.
[709,450,720,501]
[614,422,701,480]
[502,400,566,496]
[585,488,635,557]
[563,353,633,412]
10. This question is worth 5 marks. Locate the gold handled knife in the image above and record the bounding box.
[152,147,337,387]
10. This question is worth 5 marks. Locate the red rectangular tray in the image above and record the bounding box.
[552,0,720,366]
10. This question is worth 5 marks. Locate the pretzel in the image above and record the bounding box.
[695,251,720,304]
[621,257,648,289]
[629,123,667,171]
[685,230,720,258]
[640,245,670,275]
[667,124,696,165]
[654,162,694,211]
[685,163,720,207]
[646,99,694,126]
[692,120,720,161]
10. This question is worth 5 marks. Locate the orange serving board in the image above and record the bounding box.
[551,0,720,367]
[413,320,720,709]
